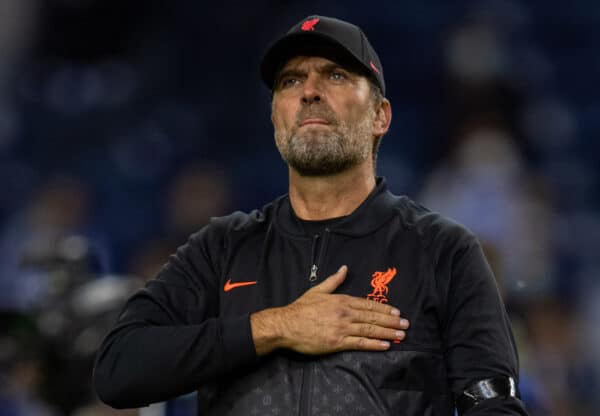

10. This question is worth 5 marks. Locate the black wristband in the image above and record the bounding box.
[455,377,517,414]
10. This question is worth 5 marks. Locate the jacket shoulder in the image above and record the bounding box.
[200,197,278,238]
[171,200,277,281]
[393,195,476,251]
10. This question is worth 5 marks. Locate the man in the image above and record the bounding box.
[94,15,528,415]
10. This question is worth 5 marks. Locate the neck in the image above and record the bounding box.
[288,163,376,221]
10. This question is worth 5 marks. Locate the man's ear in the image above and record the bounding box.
[373,99,392,137]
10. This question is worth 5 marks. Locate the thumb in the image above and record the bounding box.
[311,265,348,294]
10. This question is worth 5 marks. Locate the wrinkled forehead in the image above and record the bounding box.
[274,48,372,84]
[279,55,350,72]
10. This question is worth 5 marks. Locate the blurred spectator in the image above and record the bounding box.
[0,312,56,416]
[0,0,37,97]
[127,163,233,282]
[127,239,175,283]
[521,298,591,416]
[420,119,556,301]
[0,173,138,414]
[165,163,233,242]
[0,175,110,311]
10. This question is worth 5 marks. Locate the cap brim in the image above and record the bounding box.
[260,32,371,91]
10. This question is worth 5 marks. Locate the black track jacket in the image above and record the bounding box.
[94,178,528,415]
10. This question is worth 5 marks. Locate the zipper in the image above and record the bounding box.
[307,228,331,284]
[308,234,320,282]
[309,264,318,281]
[300,228,331,415]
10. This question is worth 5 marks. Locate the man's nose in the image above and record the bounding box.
[301,75,322,104]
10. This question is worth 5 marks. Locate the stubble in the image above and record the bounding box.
[274,103,375,176]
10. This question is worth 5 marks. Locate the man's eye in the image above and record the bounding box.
[330,71,346,81]
[280,78,299,88]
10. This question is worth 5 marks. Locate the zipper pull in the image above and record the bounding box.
[309,264,318,282]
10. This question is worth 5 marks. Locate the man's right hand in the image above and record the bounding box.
[250,265,410,356]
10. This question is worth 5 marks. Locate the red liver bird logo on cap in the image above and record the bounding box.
[301,18,320,31]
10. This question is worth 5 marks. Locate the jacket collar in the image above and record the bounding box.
[274,177,400,237]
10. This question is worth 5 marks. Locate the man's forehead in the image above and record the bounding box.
[281,56,338,70]
[278,55,367,79]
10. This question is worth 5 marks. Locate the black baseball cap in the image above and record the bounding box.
[260,15,385,95]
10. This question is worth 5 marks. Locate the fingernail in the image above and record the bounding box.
[400,319,409,327]
[395,331,405,339]
[390,308,400,316]
[380,341,390,348]
[338,265,347,273]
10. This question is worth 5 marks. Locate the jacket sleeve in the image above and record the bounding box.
[93,223,257,409]
[439,229,529,415]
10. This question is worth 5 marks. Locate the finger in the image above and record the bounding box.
[349,310,408,330]
[311,265,348,294]
[341,336,391,351]
[348,323,406,341]
[346,296,402,317]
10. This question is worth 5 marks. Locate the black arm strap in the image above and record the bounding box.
[455,376,517,415]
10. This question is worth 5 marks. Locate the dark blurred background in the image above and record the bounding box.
[0,1,599,415]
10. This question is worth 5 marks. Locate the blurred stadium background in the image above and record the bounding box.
[0,1,599,415]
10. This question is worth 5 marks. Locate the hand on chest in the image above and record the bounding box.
[220,233,442,350]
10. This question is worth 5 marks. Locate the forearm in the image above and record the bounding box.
[94,315,255,408]
[441,235,529,415]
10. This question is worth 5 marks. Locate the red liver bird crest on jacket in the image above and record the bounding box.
[367,267,397,303]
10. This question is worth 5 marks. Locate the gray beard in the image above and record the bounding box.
[286,132,360,176]
[276,117,373,177]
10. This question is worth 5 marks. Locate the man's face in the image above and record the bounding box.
[271,56,378,176]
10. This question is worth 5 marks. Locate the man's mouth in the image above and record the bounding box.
[299,118,330,127]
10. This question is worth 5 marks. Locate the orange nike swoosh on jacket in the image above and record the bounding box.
[223,279,257,292]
